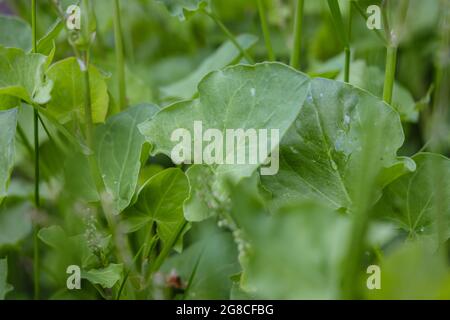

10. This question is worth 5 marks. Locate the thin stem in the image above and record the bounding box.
[344,46,351,83]
[203,10,255,64]
[31,0,40,300]
[290,0,304,69]
[113,0,127,110]
[383,45,397,104]
[345,2,353,82]
[257,0,275,61]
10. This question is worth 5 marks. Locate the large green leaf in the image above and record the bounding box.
[0,258,13,300]
[157,0,208,21]
[0,203,32,248]
[46,57,109,124]
[95,104,159,214]
[0,15,31,51]
[123,168,189,247]
[160,34,258,100]
[0,108,18,202]
[262,77,414,212]
[229,176,351,299]
[0,47,52,105]
[373,153,450,243]
[139,62,311,221]
[82,264,123,289]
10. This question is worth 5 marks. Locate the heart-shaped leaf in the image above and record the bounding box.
[123,168,189,248]
[46,57,109,124]
[139,62,311,221]
[0,47,53,105]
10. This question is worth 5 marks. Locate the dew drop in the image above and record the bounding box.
[250,88,256,97]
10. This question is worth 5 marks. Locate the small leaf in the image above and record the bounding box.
[0,258,13,300]
[82,264,123,289]
[161,34,258,100]
[157,0,208,21]
[0,15,31,51]
[0,47,53,105]
[0,108,18,203]
[95,104,159,214]
[46,57,109,124]
[123,168,189,247]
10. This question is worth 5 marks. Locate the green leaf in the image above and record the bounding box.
[38,226,92,268]
[230,176,351,299]
[262,77,412,212]
[46,57,109,124]
[95,104,159,214]
[0,47,53,105]
[338,60,419,122]
[0,203,32,248]
[123,168,189,247]
[139,62,310,221]
[37,18,64,55]
[0,108,18,203]
[63,152,100,203]
[0,258,13,300]
[157,0,209,21]
[160,34,258,100]
[82,264,123,289]
[0,15,31,51]
[373,153,450,243]
[366,241,450,299]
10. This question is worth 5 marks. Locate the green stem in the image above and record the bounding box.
[344,46,351,83]
[113,0,127,110]
[82,51,95,151]
[290,0,304,69]
[203,10,255,64]
[382,45,397,104]
[31,0,40,300]
[257,0,275,61]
